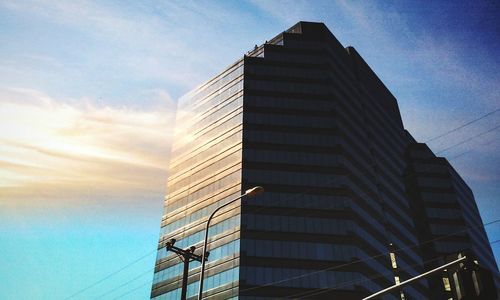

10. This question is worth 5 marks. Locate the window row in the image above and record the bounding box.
[178,86,237,127]
[172,111,242,158]
[348,80,404,139]
[245,111,334,128]
[417,177,453,189]
[243,266,359,290]
[356,248,393,278]
[264,51,328,65]
[245,149,340,167]
[378,190,409,224]
[247,95,333,112]
[426,207,462,220]
[413,163,449,174]
[244,169,344,188]
[165,170,241,213]
[192,95,243,134]
[246,64,328,80]
[363,204,418,263]
[361,114,407,157]
[178,63,243,109]
[245,130,338,147]
[434,241,470,254]
[452,179,473,203]
[280,39,324,51]
[169,130,242,176]
[420,192,456,204]
[246,78,330,95]
[189,79,244,120]
[429,224,467,237]
[408,149,433,160]
[243,239,355,262]
[243,214,352,235]
[353,225,388,254]
[173,95,243,151]
[348,193,384,233]
[167,149,241,195]
[247,192,349,210]
[169,143,241,184]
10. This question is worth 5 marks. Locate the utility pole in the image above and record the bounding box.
[164,239,208,300]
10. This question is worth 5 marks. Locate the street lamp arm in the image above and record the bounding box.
[197,186,264,300]
[206,186,265,229]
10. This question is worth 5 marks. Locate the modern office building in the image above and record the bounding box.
[151,22,498,299]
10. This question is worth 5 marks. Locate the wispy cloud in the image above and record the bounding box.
[0,0,267,214]
[329,1,499,137]
[249,0,317,25]
[0,0,227,96]
[0,88,174,206]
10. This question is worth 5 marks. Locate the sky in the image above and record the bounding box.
[0,0,499,299]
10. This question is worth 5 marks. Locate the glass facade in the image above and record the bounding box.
[152,21,498,299]
[151,60,244,299]
[239,22,426,299]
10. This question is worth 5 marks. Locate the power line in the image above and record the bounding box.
[70,125,499,298]
[93,268,153,299]
[446,137,498,161]
[425,108,500,143]
[109,280,152,300]
[240,122,500,223]
[289,256,445,299]
[299,239,500,299]
[85,190,497,299]
[234,129,500,293]
[435,124,500,155]
[63,249,157,300]
[93,189,346,299]
[108,162,487,296]
[294,239,500,299]
[164,110,500,253]
[238,218,500,295]
[170,110,500,246]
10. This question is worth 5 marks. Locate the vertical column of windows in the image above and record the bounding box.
[153,62,244,299]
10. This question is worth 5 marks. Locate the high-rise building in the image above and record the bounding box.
[151,22,498,299]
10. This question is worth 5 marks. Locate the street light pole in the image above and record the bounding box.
[197,186,264,300]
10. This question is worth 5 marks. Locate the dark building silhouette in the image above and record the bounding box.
[151,22,499,299]
[405,141,499,299]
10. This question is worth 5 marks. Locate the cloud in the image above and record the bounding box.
[0,0,222,94]
[249,0,317,25]
[326,1,499,141]
[0,87,175,206]
[407,36,500,107]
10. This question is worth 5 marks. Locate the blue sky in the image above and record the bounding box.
[0,1,499,299]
